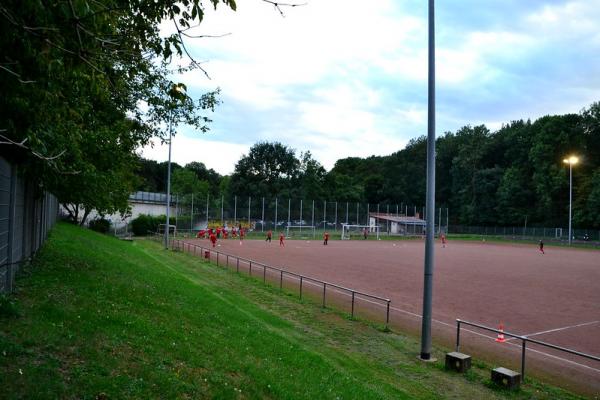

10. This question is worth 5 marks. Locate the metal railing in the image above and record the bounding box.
[455,319,600,381]
[167,237,391,327]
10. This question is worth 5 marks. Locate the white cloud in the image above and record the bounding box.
[149,0,600,173]
[139,136,249,175]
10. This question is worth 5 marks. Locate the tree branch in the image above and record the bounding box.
[261,0,307,17]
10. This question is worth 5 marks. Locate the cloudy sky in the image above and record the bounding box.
[139,0,600,175]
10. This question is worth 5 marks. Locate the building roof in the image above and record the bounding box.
[369,213,426,225]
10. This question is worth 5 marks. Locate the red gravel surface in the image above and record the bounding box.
[183,236,600,394]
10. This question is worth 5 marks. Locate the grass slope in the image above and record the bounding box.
[0,223,583,399]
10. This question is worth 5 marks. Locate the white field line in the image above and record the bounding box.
[505,320,600,342]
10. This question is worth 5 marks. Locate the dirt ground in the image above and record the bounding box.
[181,236,600,395]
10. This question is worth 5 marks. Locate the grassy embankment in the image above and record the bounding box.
[0,223,584,399]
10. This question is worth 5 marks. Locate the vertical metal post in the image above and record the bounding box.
[334,201,338,231]
[300,199,303,231]
[300,276,303,299]
[420,0,436,361]
[288,198,291,227]
[367,203,370,225]
[248,196,251,227]
[263,265,266,283]
[455,320,461,351]
[234,195,237,224]
[190,193,194,232]
[396,204,399,216]
[386,300,390,328]
[249,261,252,276]
[221,195,224,225]
[346,202,349,224]
[216,252,219,266]
[356,203,359,225]
[226,254,229,267]
[311,200,315,235]
[323,201,326,230]
[236,258,239,273]
[568,163,573,245]
[521,339,527,381]
[446,208,449,234]
[438,207,442,234]
[322,283,326,308]
[165,114,173,249]
[351,291,355,318]
[386,204,390,233]
[275,197,278,231]
[261,197,265,232]
[175,194,179,231]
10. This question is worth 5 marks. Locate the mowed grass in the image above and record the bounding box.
[0,224,584,399]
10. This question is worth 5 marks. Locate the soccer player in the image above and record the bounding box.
[441,233,446,248]
[323,231,329,245]
[266,230,272,243]
[279,232,285,247]
[539,240,545,254]
[209,232,217,248]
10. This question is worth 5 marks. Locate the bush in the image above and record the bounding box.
[131,214,174,236]
[88,218,111,234]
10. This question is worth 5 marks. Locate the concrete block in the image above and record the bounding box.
[491,367,521,389]
[445,352,471,373]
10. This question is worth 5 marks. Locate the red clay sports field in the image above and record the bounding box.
[180,236,600,395]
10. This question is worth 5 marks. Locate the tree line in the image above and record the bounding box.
[136,101,600,229]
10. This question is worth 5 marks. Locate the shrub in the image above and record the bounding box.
[131,214,175,236]
[88,218,111,234]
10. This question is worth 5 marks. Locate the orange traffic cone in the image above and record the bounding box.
[495,322,506,343]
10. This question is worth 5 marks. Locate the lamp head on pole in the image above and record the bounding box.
[563,156,579,165]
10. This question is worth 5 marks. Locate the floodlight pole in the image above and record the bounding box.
[164,112,173,249]
[569,163,572,245]
[420,0,436,361]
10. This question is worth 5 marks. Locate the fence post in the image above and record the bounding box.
[300,276,303,299]
[456,320,461,351]
[386,300,390,328]
[280,270,283,290]
[263,265,266,283]
[351,291,355,318]
[216,252,219,266]
[236,258,239,273]
[521,339,527,382]
[249,261,252,276]
[322,283,326,308]
[226,254,229,267]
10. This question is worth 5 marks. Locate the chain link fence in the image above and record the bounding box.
[0,157,58,293]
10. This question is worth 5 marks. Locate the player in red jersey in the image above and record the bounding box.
[279,232,285,247]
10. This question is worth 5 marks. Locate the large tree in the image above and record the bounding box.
[0,0,235,223]
[228,142,300,199]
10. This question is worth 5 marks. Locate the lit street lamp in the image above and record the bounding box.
[562,155,579,246]
[165,83,187,249]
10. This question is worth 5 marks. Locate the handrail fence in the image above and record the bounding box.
[160,235,391,327]
[455,319,600,381]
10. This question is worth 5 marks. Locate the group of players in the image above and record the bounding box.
[197,226,454,249]
[197,225,247,247]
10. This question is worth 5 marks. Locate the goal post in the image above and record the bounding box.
[285,225,316,239]
[341,224,380,240]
